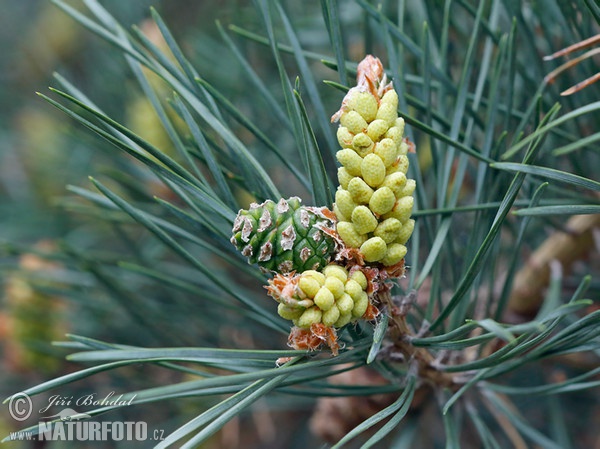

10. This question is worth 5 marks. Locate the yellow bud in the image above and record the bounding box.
[349,270,368,290]
[381,90,399,110]
[335,293,354,314]
[384,126,402,146]
[399,179,416,197]
[374,138,399,167]
[298,275,320,298]
[352,132,374,157]
[337,221,368,248]
[325,276,345,299]
[352,291,369,317]
[334,312,353,328]
[360,236,387,262]
[347,91,378,122]
[361,153,386,187]
[303,270,325,285]
[322,306,341,326]
[344,279,363,300]
[323,264,348,282]
[395,117,405,134]
[398,140,410,156]
[381,172,407,196]
[277,303,304,320]
[297,306,322,328]
[381,243,407,266]
[337,126,354,148]
[385,196,414,223]
[314,286,335,311]
[333,204,348,222]
[373,217,402,243]
[335,189,356,221]
[376,102,397,125]
[385,118,405,146]
[338,167,353,189]
[340,110,368,134]
[336,149,363,176]
[367,119,389,141]
[351,205,378,234]
[348,177,374,204]
[396,155,409,174]
[369,186,396,215]
[395,218,415,245]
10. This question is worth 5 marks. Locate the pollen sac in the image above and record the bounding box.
[361,153,386,188]
[376,102,398,126]
[333,204,348,222]
[324,276,345,299]
[352,291,369,317]
[231,197,336,273]
[337,149,363,177]
[398,140,410,156]
[340,110,368,134]
[337,167,353,189]
[314,287,335,311]
[352,133,374,157]
[335,189,356,220]
[322,306,341,326]
[336,221,367,248]
[381,172,407,197]
[374,217,402,243]
[381,243,407,266]
[367,119,389,142]
[297,306,322,328]
[385,118,405,144]
[336,293,354,315]
[323,265,348,282]
[348,177,375,204]
[350,270,368,289]
[278,303,303,320]
[395,155,410,175]
[331,55,417,266]
[395,219,415,245]
[267,264,373,330]
[298,275,320,298]
[351,205,378,234]
[337,126,354,148]
[374,138,399,167]
[369,187,396,216]
[346,91,379,122]
[360,237,388,262]
[399,179,416,197]
[384,196,414,223]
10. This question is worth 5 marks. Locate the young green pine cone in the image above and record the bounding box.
[331,55,416,267]
[231,197,337,273]
[267,264,371,329]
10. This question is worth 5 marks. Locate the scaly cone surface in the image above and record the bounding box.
[231,197,337,274]
[331,55,415,267]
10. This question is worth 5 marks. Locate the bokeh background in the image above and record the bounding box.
[0,2,258,446]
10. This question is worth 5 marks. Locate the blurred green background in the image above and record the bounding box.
[0,2,250,445]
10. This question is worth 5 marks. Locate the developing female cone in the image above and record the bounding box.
[231,197,337,274]
[332,55,416,268]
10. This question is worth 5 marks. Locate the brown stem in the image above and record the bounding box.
[378,290,457,389]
